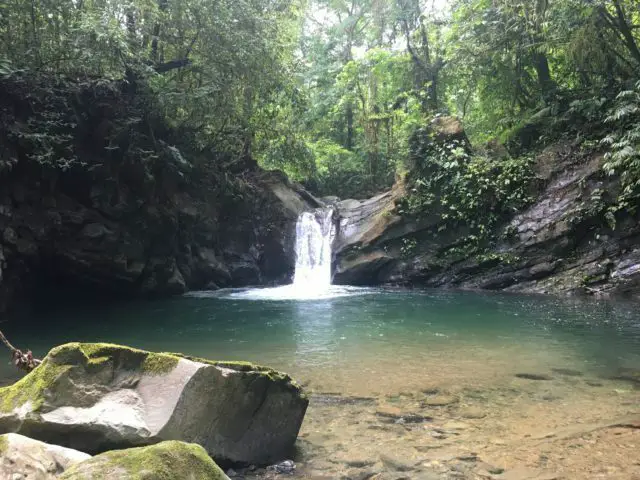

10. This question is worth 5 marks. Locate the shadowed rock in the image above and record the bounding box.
[0,433,90,479]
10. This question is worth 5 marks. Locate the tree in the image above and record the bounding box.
[396,0,446,112]
[0,0,305,160]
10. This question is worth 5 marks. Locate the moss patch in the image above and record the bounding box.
[59,441,227,480]
[164,353,303,390]
[0,434,8,454]
[141,354,179,375]
[0,342,304,415]
[0,343,182,414]
[0,358,72,413]
[77,343,178,374]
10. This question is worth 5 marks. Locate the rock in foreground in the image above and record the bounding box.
[0,343,308,465]
[0,433,91,479]
[59,441,229,480]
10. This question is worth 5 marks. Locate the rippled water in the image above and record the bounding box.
[1,288,639,393]
[2,288,640,478]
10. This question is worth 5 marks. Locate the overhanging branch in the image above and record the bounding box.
[0,329,41,372]
[155,58,192,73]
[154,32,199,74]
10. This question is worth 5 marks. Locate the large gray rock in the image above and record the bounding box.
[59,441,229,480]
[0,433,90,479]
[0,343,308,466]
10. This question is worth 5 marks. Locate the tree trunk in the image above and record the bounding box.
[428,74,438,111]
[151,0,168,62]
[346,102,354,150]
[243,84,254,161]
[533,51,555,101]
[613,0,640,66]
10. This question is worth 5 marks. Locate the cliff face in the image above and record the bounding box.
[4,73,639,310]
[0,74,317,312]
[332,124,640,299]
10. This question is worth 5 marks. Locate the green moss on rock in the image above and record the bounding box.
[164,353,304,392]
[0,343,181,414]
[0,358,72,413]
[59,441,228,480]
[0,342,305,416]
[76,343,179,375]
[0,434,8,454]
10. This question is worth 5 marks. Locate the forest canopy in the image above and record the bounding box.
[1,0,640,199]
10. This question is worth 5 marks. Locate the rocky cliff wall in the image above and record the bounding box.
[0,74,318,312]
[332,124,640,299]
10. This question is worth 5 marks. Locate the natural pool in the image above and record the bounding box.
[1,287,639,479]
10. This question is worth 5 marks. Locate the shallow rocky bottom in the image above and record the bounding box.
[237,372,640,480]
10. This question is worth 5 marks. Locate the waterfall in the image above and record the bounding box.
[223,207,365,300]
[293,209,335,290]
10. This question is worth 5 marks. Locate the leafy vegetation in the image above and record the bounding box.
[399,124,536,250]
[602,80,640,215]
[1,0,640,216]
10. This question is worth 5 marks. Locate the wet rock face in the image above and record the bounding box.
[0,168,317,311]
[332,136,640,298]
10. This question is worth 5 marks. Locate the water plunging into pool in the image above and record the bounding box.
[292,209,335,290]
[221,208,366,300]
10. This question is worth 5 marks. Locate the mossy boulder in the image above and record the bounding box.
[0,343,308,465]
[59,441,229,480]
[0,433,91,479]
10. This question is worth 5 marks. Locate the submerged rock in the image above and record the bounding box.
[375,405,431,424]
[310,393,377,406]
[59,440,229,480]
[609,367,640,386]
[458,407,487,419]
[0,343,308,465]
[379,453,415,472]
[267,459,296,474]
[0,433,91,479]
[551,368,583,377]
[515,373,553,381]
[423,395,459,407]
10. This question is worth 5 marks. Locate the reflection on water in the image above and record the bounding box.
[1,288,639,394]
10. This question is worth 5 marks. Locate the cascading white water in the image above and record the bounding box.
[218,207,367,300]
[293,209,335,290]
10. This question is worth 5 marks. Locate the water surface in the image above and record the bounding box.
[2,288,640,479]
[2,288,639,394]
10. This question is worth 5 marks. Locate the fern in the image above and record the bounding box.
[600,80,640,215]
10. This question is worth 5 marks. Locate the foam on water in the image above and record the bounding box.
[188,284,374,301]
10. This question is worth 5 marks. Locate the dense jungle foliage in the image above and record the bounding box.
[1,0,640,209]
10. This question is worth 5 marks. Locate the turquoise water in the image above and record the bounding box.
[1,288,639,394]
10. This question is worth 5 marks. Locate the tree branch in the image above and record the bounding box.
[599,3,640,67]
[612,0,640,66]
[154,32,199,74]
[0,329,41,372]
[402,19,429,74]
